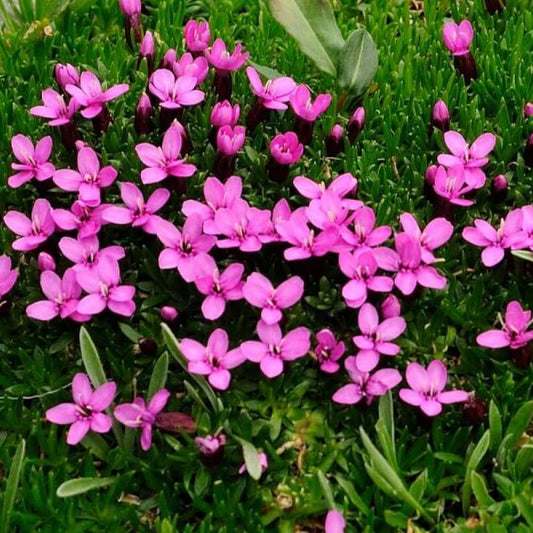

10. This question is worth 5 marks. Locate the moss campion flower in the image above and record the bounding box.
[8,134,55,188]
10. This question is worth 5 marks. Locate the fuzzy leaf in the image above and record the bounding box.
[148,351,169,400]
[234,437,262,480]
[56,477,116,498]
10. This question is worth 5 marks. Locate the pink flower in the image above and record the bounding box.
[53,147,117,207]
[443,20,474,56]
[76,255,136,317]
[399,360,469,416]
[352,303,406,372]
[205,39,249,72]
[314,329,345,373]
[339,249,393,309]
[30,88,79,126]
[325,510,345,533]
[270,132,303,165]
[4,199,55,252]
[196,434,226,456]
[217,125,246,156]
[102,182,169,234]
[432,165,474,206]
[172,53,209,84]
[293,173,358,208]
[238,452,268,475]
[114,389,170,451]
[118,0,141,16]
[184,20,211,53]
[55,63,80,90]
[399,213,453,264]
[0,255,18,299]
[149,70,205,109]
[339,206,391,250]
[156,215,216,282]
[374,233,448,295]
[462,210,528,267]
[8,135,55,188]
[305,191,353,233]
[477,301,533,350]
[210,101,240,127]
[26,268,90,322]
[245,67,296,110]
[52,200,108,238]
[58,234,125,276]
[437,131,496,189]
[290,85,331,121]
[180,329,245,390]
[241,321,310,378]
[136,124,197,185]
[46,373,116,445]
[194,255,244,320]
[242,273,304,325]
[332,356,401,405]
[66,71,128,119]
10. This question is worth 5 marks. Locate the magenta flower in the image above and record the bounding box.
[114,389,170,451]
[314,329,345,373]
[59,234,125,276]
[180,329,246,390]
[437,131,496,189]
[462,210,528,267]
[136,125,196,185]
[306,190,353,233]
[245,67,296,110]
[30,88,79,126]
[217,125,246,156]
[332,356,401,405]
[194,255,244,320]
[184,20,211,53]
[238,451,268,476]
[399,360,469,416]
[242,273,304,324]
[241,321,310,378]
[156,215,216,282]
[46,373,116,445]
[374,233,448,295]
[352,303,407,372]
[149,70,205,109]
[270,132,303,165]
[210,101,240,127]
[293,173,358,207]
[0,255,18,300]
[477,301,533,350]
[8,134,55,188]
[399,213,453,264]
[325,510,345,533]
[339,249,393,308]
[118,0,141,16]
[52,200,107,238]
[53,147,118,207]
[442,20,474,56]
[173,53,209,83]
[432,165,474,206]
[4,199,55,252]
[26,268,90,322]
[196,434,226,455]
[65,71,128,119]
[339,206,391,250]
[55,63,79,89]
[102,182,169,234]
[205,39,249,72]
[290,85,331,121]
[77,255,135,317]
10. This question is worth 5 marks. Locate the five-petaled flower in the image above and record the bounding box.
[8,134,55,188]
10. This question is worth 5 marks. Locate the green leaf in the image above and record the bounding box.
[471,471,495,508]
[268,0,344,75]
[316,470,335,509]
[118,322,142,342]
[504,401,533,449]
[337,29,378,95]
[79,327,106,388]
[0,439,25,533]
[335,475,370,516]
[489,400,503,453]
[515,494,533,528]
[234,437,262,480]
[511,249,533,262]
[81,433,109,461]
[56,477,116,498]
[247,59,283,80]
[462,430,490,513]
[148,351,169,400]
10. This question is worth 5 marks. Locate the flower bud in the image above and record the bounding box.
[453,52,478,84]
[75,140,89,151]
[160,48,177,70]
[184,20,211,54]
[138,337,158,356]
[155,411,196,433]
[160,305,179,323]
[134,93,153,136]
[525,133,533,167]
[463,394,487,425]
[139,31,155,74]
[37,252,56,272]
[347,107,365,144]
[381,295,401,319]
[424,164,439,201]
[325,124,344,157]
[524,102,533,118]
[210,101,240,128]
[490,174,508,203]
[216,125,246,156]
[431,100,450,132]
[54,63,79,91]
[195,434,226,467]
[118,0,141,16]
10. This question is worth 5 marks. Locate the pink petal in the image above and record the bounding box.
[357,303,379,335]
[275,276,304,308]
[46,403,77,424]
[481,246,505,267]
[444,131,468,157]
[260,355,284,378]
[90,412,113,433]
[332,384,362,405]
[399,389,423,406]
[208,369,231,390]
[26,300,58,321]
[420,399,442,417]
[202,294,226,320]
[67,420,91,445]
[426,360,447,393]
[405,362,428,393]
[325,510,345,533]
[476,330,509,348]
[91,382,117,411]
[437,390,469,404]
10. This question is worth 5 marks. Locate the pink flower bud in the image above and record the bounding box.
[160,305,178,322]
[37,252,56,272]
[195,434,226,466]
[381,295,401,319]
[216,125,246,156]
[490,174,508,202]
[524,102,533,118]
[75,140,89,151]
[425,165,438,186]
[160,49,177,70]
[140,30,155,58]
[118,0,141,16]
[210,101,240,127]
[54,63,79,91]
[184,20,211,53]
[269,132,304,165]
[326,124,344,157]
[347,106,365,143]
[135,92,153,136]
[431,100,450,131]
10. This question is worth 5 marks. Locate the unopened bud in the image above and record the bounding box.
[490,174,508,203]
[347,107,365,144]
[431,100,450,132]
[37,252,56,272]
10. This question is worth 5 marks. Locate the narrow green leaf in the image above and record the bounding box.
[462,430,490,513]
[511,249,533,262]
[409,469,428,502]
[147,352,169,400]
[335,475,370,516]
[0,439,25,533]
[337,29,378,95]
[316,470,335,509]
[504,401,533,449]
[489,400,502,453]
[183,380,209,411]
[118,322,142,342]
[515,494,533,528]
[234,437,262,480]
[471,471,495,508]
[247,59,283,80]
[378,392,394,443]
[56,477,116,498]
[268,0,345,75]
[79,326,106,387]
[81,433,109,461]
